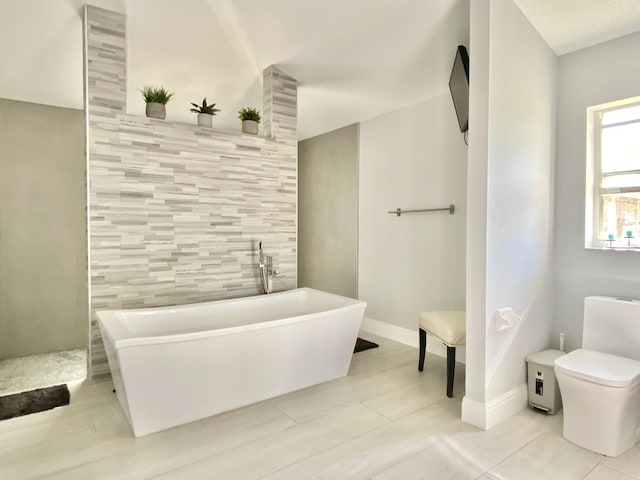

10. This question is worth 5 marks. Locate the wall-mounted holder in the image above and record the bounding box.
[495,306,522,332]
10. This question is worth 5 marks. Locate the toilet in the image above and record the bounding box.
[555,296,640,457]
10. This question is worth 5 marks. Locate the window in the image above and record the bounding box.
[587,97,640,249]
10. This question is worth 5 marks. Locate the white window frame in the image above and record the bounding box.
[586,96,640,249]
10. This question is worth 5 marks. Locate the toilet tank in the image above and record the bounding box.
[583,296,640,361]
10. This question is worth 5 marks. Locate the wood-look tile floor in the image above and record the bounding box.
[2,333,640,479]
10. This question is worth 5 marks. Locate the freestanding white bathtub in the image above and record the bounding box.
[97,288,367,437]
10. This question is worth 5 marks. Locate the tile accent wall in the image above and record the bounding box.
[84,5,298,377]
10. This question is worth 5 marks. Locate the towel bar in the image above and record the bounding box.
[388,204,455,216]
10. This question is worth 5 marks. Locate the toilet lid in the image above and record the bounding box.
[554,349,640,388]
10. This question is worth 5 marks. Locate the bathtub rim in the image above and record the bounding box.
[97,287,367,350]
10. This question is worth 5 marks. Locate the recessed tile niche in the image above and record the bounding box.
[84,5,297,377]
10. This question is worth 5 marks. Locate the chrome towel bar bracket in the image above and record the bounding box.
[388,204,455,217]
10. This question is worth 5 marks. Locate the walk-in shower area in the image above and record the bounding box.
[0,98,88,399]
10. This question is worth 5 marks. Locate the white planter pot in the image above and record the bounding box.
[197,113,213,128]
[242,120,259,135]
[145,102,166,119]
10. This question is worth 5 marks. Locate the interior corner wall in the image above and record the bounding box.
[298,124,358,298]
[554,31,640,353]
[0,98,87,360]
[464,0,556,425]
[484,0,556,401]
[358,94,468,340]
[85,6,297,377]
[465,0,491,405]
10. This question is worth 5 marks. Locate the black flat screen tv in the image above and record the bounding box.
[449,45,470,133]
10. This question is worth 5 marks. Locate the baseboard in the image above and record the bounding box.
[461,384,528,430]
[360,316,465,363]
[360,317,466,363]
[360,316,418,348]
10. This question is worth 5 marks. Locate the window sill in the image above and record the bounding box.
[585,246,640,253]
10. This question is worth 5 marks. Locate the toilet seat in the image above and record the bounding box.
[555,349,640,388]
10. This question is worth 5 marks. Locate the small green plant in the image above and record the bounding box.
[190,98,220,115]
[140,86,174,104]
[238,107,261,123]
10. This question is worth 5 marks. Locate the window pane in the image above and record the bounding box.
[600,193,640,246]
[602,173,640,189]
[601,123,640,173]
[602,105,640,125]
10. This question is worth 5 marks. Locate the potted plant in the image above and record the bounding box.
[238,107,261,135]
[190,98,220,128]
[140,86,174,119]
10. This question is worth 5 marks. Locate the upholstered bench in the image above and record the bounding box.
[418,311,466,397]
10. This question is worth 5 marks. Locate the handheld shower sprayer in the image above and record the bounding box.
[258,240,275,294]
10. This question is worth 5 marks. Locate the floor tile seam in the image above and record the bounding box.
[356,399,398,421]
[10,409,295,480]
[283,374,425,424]
[272,401,304,426]
[87,406,104,433]
[148,400,391,479]
[31,416,299,480]
[581,462,601,479]
[40,445,202,480]
[349,357,417,379]
[4,453,102,480]
[601,462,640,480]
[356,373,431,400]
[473,473,497,480]
[350,364,429,391]
[147,409,391,480]
[0,415,113,459]
[0,420,99,457]
[361,392,449,422]
[252,404,394,480]
[273,369,424,425]
[348,441,421,480]
[284,397,390,426]
[484,428,551,475]
[341,407,473,480]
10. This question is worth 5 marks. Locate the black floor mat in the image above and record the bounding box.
[0,384,70,421]
[354,337,379,353]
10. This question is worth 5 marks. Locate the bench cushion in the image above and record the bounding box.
[418,311,466,347]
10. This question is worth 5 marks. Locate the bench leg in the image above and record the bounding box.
[446,346,456,397]
[418,328,427,371]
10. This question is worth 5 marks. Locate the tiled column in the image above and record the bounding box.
[83,5,126,116]
[263,66,298,143]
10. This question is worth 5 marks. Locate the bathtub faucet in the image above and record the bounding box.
[258,241,278,294]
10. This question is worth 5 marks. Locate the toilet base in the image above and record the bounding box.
[556,368,640,457]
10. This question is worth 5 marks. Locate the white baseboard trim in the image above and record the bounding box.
[461,384,528,430]
[360,316,465,363]
[360,316,418,348]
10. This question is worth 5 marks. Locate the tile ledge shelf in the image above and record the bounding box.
[88,110,289,145]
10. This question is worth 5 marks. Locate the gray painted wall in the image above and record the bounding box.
[358,94,467,331]
[554,31,640,353]
[0,98,87,359]
[298,125,358,298]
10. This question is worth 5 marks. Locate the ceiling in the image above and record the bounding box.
[514,0,640,55]
[0,0,639,140]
